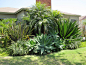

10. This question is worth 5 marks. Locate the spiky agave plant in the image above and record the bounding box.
[32,34,63,55]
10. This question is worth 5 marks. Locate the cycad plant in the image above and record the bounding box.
[57,18,80,40]
[57,19,81,49]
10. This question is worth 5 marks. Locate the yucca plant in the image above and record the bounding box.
[57,18,80,40]
[7,23,31,42]
[0,18,17,47]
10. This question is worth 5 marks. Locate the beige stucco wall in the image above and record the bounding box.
[0,14,16,19]
[70,16,79,24]
[0,10,25,20]
[63,15,79,24]
[16,11,25,20]
[63,15,70,19]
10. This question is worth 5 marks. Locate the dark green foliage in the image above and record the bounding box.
[0,47,9,56]
[0,2,82,56]
[57,19,81,49]
[0,19,31,48]
[23,2,62,35]
[8,33,63,55]
[0,18,17,48]
[57,19,80,40]
[6,23,31,42]
[0,35,10,48]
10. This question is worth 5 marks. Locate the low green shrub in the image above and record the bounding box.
[79,41,86,48]
[8,40,29,56]
[8,39,38,56]
[8,33,63,56]
[0,18,17,48]
[0,36,10,48]
[0,47,9,56]
[63,39,81,49]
